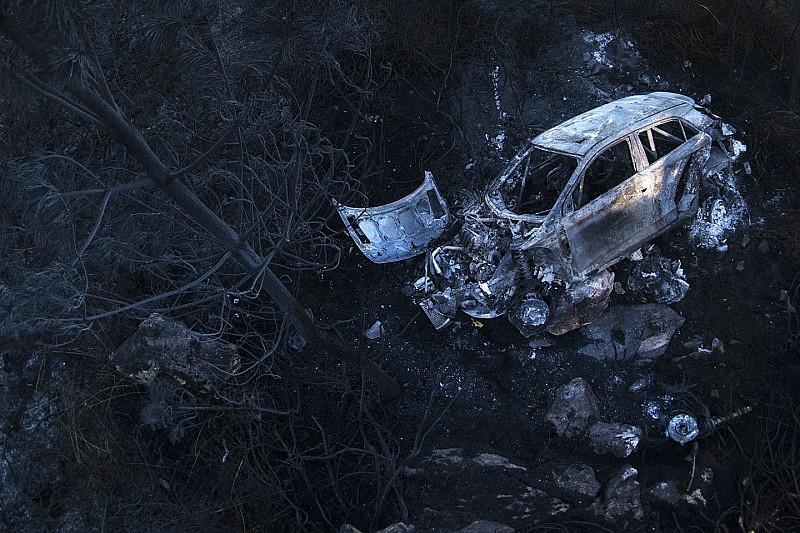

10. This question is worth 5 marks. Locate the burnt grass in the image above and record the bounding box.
[3,1,800,532]
[295,2,800,529]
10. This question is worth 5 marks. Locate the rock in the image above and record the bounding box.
[428,448,467,466]
[604,465,643,520]
[472,453,526,470]
[628,377,650,392]
[684,488,707,507]
[376,523,416,533]
[546,270,614,335]
[364,320,384,339]
[647,480,682,506]
[626,256,689,304]
[457,521,514,533]
[548,498,570,515]
[586,422,642,458]
[528,336,555,349]
[554,464,601,505]
[111,313,239,386]
[342,523,415,533]
[546,378,599,438]
[406,449,545,530]
[578,304,685,361]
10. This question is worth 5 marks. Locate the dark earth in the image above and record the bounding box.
[2,1,800,532]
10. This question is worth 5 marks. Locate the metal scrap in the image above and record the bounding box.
[334,171,451,263]
[626,255,690,304]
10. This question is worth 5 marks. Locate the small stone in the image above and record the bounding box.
[578,304,685,360]
[554,464,601,504]
[711,338,725,353]
[528,336,555,349]
[549,498,570,515]
[736,261,745,271]
[629,377,650,392]
[364,320,384,339]
[546,378,599,438]
[112,313,239,386]
[647,480,682,506]
[605,465,643,520]
[472,453,526,470]
[758,239,770,254]
[457,521,514,533]
[586,422,642,457]
[684,488,706,507]
[375,523,415,533]
[428,448,465,465]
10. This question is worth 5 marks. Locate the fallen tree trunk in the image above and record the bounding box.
[0,5,400,397]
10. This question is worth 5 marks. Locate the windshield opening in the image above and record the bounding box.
[496,149,578,217]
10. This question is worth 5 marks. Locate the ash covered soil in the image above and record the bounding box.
[2,3,799,533]
[321,9,795,533]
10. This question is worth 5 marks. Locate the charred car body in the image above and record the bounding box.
[336,93,734,336]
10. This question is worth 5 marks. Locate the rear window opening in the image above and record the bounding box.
[638,119,699,165]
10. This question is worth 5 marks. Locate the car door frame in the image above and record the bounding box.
[559,133,658,276]
[631,118,712,229]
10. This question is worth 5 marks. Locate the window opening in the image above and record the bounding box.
[577,139,636,207]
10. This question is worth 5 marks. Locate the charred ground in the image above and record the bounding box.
[1,1,800,532]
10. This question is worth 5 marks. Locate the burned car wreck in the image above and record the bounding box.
[337,92,735,336]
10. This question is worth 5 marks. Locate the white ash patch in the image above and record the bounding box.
[721,122,736,136]
[644,401,661,420]
[690,164,747,249]
[487,65,508,153]
[583,31,615,69]
[644,394,674,420]
[491,65,502,111]
[729,139,747,159]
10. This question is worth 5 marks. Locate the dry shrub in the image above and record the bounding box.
[555,0,610,23]
[734,379,800,532]
[374,0,499,80]
[777,211,800,263]
[633,1,746,67]
[749,111,800,196]
[753,111,800,144]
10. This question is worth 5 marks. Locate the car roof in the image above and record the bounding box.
[532,92,696,157]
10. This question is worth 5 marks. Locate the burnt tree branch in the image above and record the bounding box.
[0,6,400,397]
